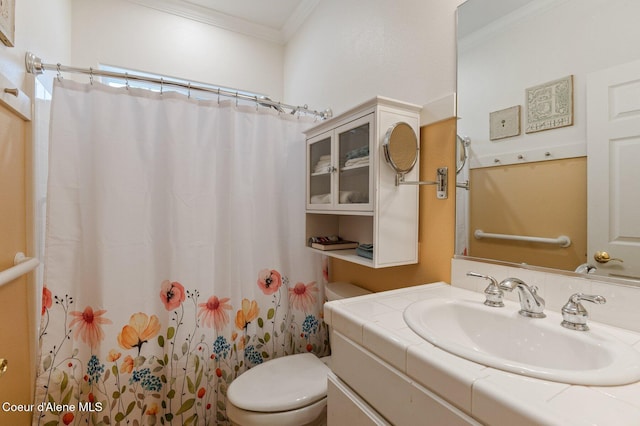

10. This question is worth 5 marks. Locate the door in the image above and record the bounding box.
[587,59,640,280]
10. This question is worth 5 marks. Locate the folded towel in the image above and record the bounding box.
[339,190,367,204]
[356,244,374,259]
[310,193,330,204]
[344,155,369,168]
[345,145,369,160]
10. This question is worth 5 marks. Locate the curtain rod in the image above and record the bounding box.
[25,52,332,120]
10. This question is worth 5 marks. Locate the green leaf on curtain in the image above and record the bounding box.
[267,308,275,319]
[184,413,197,426]
[258,317,264,328]
[60,372,68,393]
[126,400,136,415]
[62,389,73,405]
[112,365,118,376]
[115,412,125,422]
[217,400,225,411]
[167,389,176,399]
[158,335,165,348]
[264,332,271,343]
[187,376,195,393]
[176,398,195,415]
[113,390,120,399]
[43,421,59,426]
[167,327,175,340]
[196,367,203,388]
[165,413,174,422]
[182,342,188,355]
[42,355,52,371]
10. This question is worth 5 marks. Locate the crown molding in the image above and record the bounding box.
[126,0,319,44]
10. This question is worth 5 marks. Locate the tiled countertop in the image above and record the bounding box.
[324,283,640,426]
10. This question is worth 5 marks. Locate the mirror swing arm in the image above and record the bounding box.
[382,121,448,199]
[395,167,448,200]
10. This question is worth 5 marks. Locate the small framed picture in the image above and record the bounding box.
[489,105,521,141]
[0,0,15,47]
[525,75,573,133]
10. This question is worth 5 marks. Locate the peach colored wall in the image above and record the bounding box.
[331,118,457,292]
[0,104,32,424]
[468,157,587,271]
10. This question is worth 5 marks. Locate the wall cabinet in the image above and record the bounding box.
[305,97,421,268]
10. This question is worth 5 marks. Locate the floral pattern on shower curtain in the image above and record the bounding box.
[34,80,329,426]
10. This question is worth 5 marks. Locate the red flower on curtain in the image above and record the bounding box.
[198,296,232,331]
[159,280,186,310]
[257,269,282,295]
[289,281,318,312]
[41,286,52,315]
[69,306,113,348]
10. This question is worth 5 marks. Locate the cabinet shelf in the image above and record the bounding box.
[306,247,374,267]
[340,164,369,173]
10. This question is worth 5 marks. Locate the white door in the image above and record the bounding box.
[587,59,640,280]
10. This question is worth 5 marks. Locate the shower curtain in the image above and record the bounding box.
[35,80,329,426]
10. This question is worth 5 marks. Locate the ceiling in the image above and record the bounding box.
[126,0,320,44]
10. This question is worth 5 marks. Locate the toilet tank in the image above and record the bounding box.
[325,282,371,301]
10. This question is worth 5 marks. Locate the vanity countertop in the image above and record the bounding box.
[324,282,640,426]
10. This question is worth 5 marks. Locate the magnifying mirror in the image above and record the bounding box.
[382,121,449,199]
[382,122,419,178]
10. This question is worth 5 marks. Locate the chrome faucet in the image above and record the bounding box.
[561,293,606,331]
[498,277,546,318]
[466,272,504,307]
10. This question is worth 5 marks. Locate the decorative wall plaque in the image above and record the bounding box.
[489,105,521,140]
[0,0,15,47]
[525,75,573,133]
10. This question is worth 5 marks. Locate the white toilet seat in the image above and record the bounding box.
[226,353,331,425]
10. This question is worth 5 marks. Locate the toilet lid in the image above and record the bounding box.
[227,353,331,412]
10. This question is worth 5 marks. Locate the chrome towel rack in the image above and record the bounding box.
[0,252,40,288]
[474,230,571,248]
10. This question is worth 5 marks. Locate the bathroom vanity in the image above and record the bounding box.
[324,260,640,425]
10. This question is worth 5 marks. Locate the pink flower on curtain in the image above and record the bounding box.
[257,269,283,295]
[117,312,161,355]
[198,296,232,331]
[42,286,52,315]
[69,306,112,348]
[289,281,318,312]
[234,299,259,330]
[159,280,186,310]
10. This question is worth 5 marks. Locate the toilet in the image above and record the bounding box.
[226,282,371,426]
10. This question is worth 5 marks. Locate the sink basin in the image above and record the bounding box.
[403,297,640,386]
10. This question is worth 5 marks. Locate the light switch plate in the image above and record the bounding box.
[490,105,521,140]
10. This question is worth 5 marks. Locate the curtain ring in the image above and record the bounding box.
[235,92,239,107]
[89,67,94,85]
[160,77,163,95]
[56,63,62,82]
[188,82,191,99]
[217,88,220,104]
[124,72,130,90]
[254,95,259,111]
[278,102,282,115]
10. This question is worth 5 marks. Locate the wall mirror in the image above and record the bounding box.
[456,0,640,284]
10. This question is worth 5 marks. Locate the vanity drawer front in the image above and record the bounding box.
[331,331,480,426]
[328,372,390,426]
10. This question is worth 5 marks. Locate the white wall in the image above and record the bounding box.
[458,0,640,167]
[284,0,465,116]
[70,0,285,99]
[0,0,72,92]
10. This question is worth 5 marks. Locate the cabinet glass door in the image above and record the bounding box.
[337,115,373,210]
[307,133,333,208]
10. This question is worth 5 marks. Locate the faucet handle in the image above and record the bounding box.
[561,293,606,331]
[467,272,504,307]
